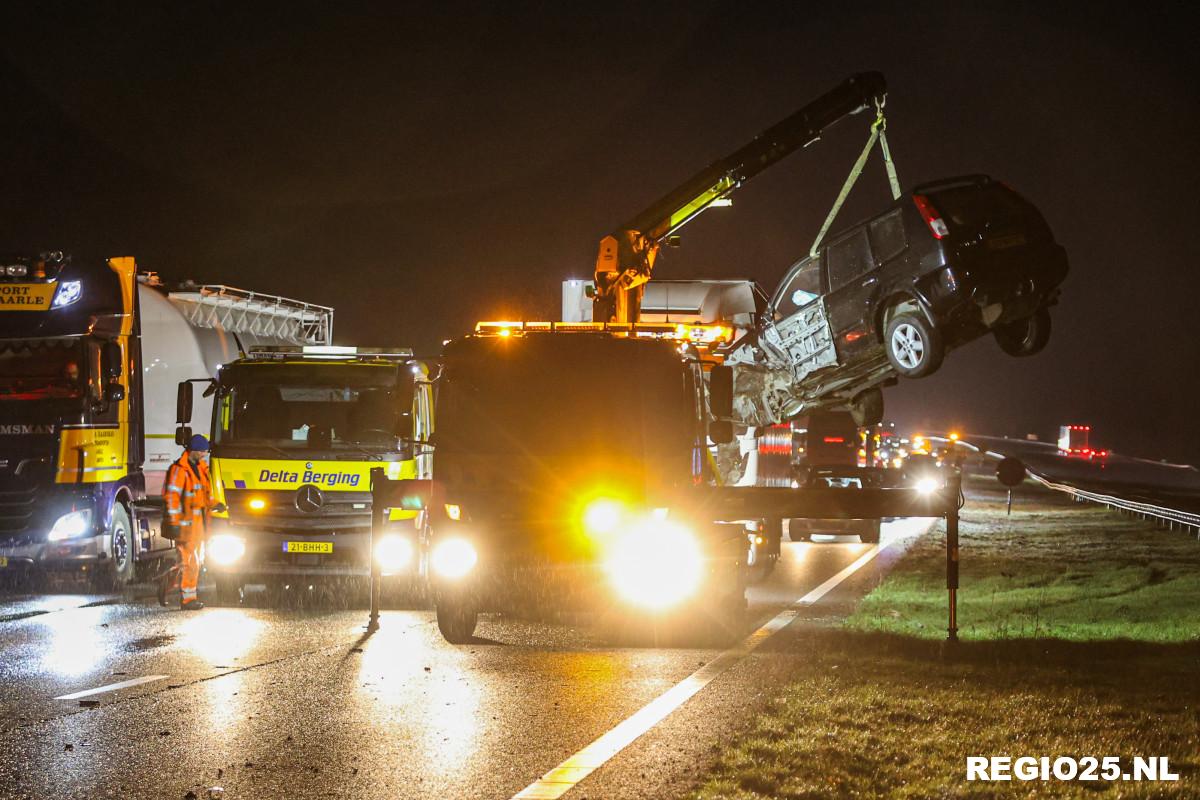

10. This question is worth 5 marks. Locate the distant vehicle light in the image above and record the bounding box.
[949,432,960,441]
[444,503,463,521]
[48,509,92,541]
[823,436,845,443]
[4,264,28,277]
[52,280,83,309]
[431,538,477,579]
[497,328,512,338]
[375,534,414,572]
[208,534,246,565]
[915,477,940,495]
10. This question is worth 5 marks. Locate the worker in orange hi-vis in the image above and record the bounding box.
[162,434,215,610]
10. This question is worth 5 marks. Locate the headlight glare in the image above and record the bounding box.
[207,534,246,565]
[583,498,623,536]
[915,476,940,495]
[431,538,477,579]
[605,519,703,609]
[375,533,414,572]
[48,509,92,541]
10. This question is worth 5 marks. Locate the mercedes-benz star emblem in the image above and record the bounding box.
[294,484,325,514]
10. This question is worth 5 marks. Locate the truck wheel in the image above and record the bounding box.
[885,313,944,378]
[436,590,478,644]
[787,521,812,543]
[96,505,135,590]
[994,307,1051,357]
[849,387,884,427]
[858,519,881,544]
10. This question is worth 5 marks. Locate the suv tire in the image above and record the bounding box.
[994,307,1052,357]
[885,313,944,378]
[858,519,881,544]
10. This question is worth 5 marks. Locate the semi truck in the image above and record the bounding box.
[426,320,747,643]
[178,346,434,603]
[0,252,331,587]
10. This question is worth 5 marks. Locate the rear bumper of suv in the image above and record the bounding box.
[925,241,1068,344]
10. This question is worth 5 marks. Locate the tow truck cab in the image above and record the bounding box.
[188,347,434,601]
[427,322,747,643]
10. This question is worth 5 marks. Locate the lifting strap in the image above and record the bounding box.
[808,103,902,258]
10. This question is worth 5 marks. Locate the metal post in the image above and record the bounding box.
[946,471,961,642]
[368,467,386,631]
[1006,489,1013,516]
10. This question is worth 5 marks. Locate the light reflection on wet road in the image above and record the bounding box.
[0,519,931,799]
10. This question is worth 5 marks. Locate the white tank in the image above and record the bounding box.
[138,284,332,491]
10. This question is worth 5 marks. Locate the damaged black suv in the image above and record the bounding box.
[730,175,1068,425]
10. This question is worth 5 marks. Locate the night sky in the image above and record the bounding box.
[3,3,1198,464]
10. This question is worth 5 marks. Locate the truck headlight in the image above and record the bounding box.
[431,538,477,579]
[583,498,624,536]
[48,509,93,541]
[208,534,246,565]
[375,533,414,572]
[52,280,83,309]
[605,519,703,609]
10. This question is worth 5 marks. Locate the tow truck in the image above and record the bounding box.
[174,345,433,603]
[425,320,745,643]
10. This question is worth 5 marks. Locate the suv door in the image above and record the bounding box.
[763,256,837,380]
[823,227,878,360]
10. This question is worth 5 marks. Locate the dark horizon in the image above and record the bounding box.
[3,2,1197,465]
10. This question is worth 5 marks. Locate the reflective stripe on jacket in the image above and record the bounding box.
[163,455,212,538]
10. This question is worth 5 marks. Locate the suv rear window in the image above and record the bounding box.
[928,184,1026,228]
[868,210,907,263]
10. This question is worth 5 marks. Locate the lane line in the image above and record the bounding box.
[511,523,931,800]
[54,675,170,701]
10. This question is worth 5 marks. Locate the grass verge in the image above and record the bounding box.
[693,478,1200,798]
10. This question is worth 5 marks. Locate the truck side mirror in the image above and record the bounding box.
[102,341,123,380]
[176,381,193,424]
[709,420,734,444]
[708,365,734,419]
[174,426,192,446]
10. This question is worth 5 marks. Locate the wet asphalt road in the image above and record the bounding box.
[0,519,931,800]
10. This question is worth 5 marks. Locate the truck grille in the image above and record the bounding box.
[224,489,374,533]
[0,485,38,538]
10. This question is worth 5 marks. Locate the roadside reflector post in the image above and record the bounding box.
[945,470,962,642]
[368,467,386,631]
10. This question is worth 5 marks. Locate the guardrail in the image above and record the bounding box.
[1026,472,1200,537]
[930,436,1200,538]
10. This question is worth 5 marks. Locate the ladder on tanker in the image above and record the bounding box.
[165,284,334,346]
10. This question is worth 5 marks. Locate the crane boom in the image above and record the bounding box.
[593,71,887,323]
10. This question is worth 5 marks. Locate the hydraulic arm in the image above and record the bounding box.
[592,72,887,323]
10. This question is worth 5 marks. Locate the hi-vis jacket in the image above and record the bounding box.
[163,456,213,539]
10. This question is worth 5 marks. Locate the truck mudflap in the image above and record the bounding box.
[725,299,839,426]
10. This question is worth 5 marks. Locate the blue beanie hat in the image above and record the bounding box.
[188,434,211,452]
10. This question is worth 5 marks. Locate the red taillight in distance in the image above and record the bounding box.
[912,194,949,239]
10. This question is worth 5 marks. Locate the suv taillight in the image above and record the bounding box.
[912,194,949,239]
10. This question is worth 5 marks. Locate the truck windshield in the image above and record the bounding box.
[215,363,410,450]
[0,339,87,401]
[438,336,694,481]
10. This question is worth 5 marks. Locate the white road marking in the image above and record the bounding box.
[510,518,934,800]
[54,675,170,701]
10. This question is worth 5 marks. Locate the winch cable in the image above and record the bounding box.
[808,102,902,258]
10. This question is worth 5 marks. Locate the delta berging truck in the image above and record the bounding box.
[0,252,333,587]
[176,346,434,603]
